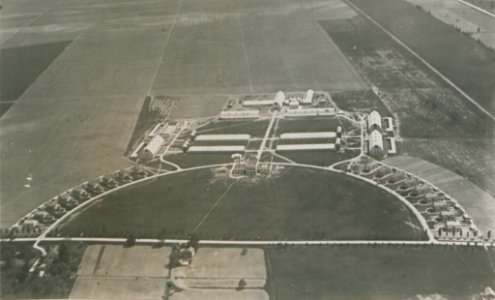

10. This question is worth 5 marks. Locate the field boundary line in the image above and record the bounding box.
[343,0,495,122]
[234,3,255,94]
[145,0,183,95]
[454,0,495,18]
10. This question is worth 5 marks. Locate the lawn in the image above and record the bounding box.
[275,117,355,134]
[279,150,360,167]
[266,245,495,300]
[59,166,426,241]
[197,119,269,137]
[165,153,233,168]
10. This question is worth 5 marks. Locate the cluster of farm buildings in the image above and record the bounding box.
[10,168,152,236]
[366,110,396,158]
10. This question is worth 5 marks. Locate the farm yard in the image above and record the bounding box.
[266,245,495,300]
[59,166,426,241]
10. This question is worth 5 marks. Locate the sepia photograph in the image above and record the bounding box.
[0,0,494,299]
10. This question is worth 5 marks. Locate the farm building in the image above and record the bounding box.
[302,89,314,105]
[195,134,250,141]
[280,132,336,140]
[130,142,146,159]
[148,123,163,137]
[220,110,259,119]
[387,137,397,154]
[141,135,165,160]
[188,145,246,153]
[368,130,384,157]
[242,99,275,107]
[384,117,394,132]
[274,91,286,106]
[286,107,335,117]
[367,110,382,132]
[276,143,335,151]
[289,99,299,109]
[443,220,462,232]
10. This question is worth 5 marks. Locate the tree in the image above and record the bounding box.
[236,278,247,291]
[187,233,200,251]
[125,234,136,247]
[488,230,492,239]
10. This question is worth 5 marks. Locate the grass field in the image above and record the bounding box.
[0,41,71,116]
[330,90,392,114]
[275,117,352,134]
[266,245,495,300]
[60,166,426,240]
[0,95,143,228]
[280,151,360,167]
[197,119,269,137]
[170,95,229,119]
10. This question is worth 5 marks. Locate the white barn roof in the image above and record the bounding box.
[274,91,286,103]
[276,143,335,151]
[220,110,259,119]
[369,130,383,150]
[367,110,382,130]
[188,145,246,152]
[243,100,275,106]
[195,134,250,141]
[144,135,165,156]
[280,132,336,140]
[285,107,335,117]
[302,89,314,104]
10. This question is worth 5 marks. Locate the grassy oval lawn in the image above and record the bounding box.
[60,166,427,241]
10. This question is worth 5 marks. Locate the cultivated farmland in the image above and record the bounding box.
[70,245,171,299]
[266,245,495,300]
[347,0,495,114]
[0,0,367,229]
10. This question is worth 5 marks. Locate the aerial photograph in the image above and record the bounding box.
[0,0,494,299]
